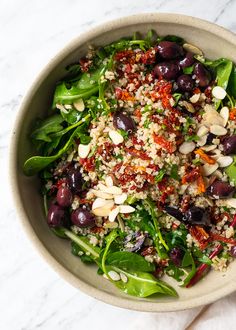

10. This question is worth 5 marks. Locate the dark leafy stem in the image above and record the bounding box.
[23,115,90,176]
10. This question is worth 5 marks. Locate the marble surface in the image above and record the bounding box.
[1,0,236,329]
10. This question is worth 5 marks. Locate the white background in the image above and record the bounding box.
[1,1,236,329]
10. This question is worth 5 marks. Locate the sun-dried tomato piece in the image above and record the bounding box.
[153,134,175,153]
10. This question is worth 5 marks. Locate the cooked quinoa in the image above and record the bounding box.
[24,31,236,298]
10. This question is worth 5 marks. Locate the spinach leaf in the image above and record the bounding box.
[31,115,64,142]
[170,164,180,181]
[157,35,184,44]
[101,230,119,276]
[53,83,99,106]
[106,251,155,272]
[71,241,95,264]
[108,266,177,298]
[225,156,236,185]
[215,59,233,90]
[23,116,90,175]
[166,263,185,282]
[64,230,100,260]
[183,65,194,74]
[181,251,196,287]
[228,64,236,98]
[60,107,83,124]
[155,169,166,182]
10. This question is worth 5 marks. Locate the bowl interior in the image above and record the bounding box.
[12,14,236,312]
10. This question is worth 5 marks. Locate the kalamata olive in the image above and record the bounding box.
[207,180,235,199]
[56,186,73,207]
[179,52,195,68]
[113,111,136,133]
[169,247,184,267]
[67,168,83,194]
[223,135,236,155]
[71,208,95,228]
[165,206,184,221]
[158,41,184,59]
[230,246,236,258]
[177,74,194,92]
[206,133,216,145]
[194,63,211,87]
[185,206,210,226]
[47,204,66,228]
[154,62,180,80]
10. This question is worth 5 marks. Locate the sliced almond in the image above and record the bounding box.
[108,270,120,281]
[109,130,124,145]
[213,169,223,179]
[119,205,135,214]
[183,43,203,55]
[197,125,209,137]
[180,101,195,113]
[179,141,196,154]
[74,99,85,112]
[212,86,227,100]
[90,189,114,199]
[105,176,113,187]
[197,135,207,147]
[225,198,236,208]
[201,145,217,152]
[109,206,120,222]
[202,105,224,127]
[100,185,123,195]
[217,156,233,167]
[92,198,110,210]
[114,193,128,205]
[202,163,219,176]
[220,106,229,127]
[92,202,114,217]
[78,144,91,158]
[210,149,222,160]
[190,93,201,104]
[210,125,227,136]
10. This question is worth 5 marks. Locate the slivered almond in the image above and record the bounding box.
[183,43,203,55]
[210,125,227,136]
[105,176,113,187]
[119,205,135,213]
[220,106,229,127]
[109,206,120,222]
[213,170,223,179]
[78,144,91,158]
[90,189,114,199]
[109,130,124,145]
[197,126,209,137]
[190,93,201,104]
[212,86,227,100]
[100,185,123,195]
[210,149,222,160]
[179,141,196,154]
[202,163,219,176]
[225,198,236,208]
[74,99,85,112]
[217,156,233,167]
[202,105,224,127]
[92,198,110,210]
[114,193,128,204]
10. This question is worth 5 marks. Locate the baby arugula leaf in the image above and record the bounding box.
[107,266,178,298]
[106,251,155,273]
[31,114,64,142]
[101,230,119,276]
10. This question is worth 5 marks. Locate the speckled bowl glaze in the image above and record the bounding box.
[10,13,236,312]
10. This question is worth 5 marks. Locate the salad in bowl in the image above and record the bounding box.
[23,30,236,299]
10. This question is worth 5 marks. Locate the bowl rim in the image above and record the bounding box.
[10,12,236,312]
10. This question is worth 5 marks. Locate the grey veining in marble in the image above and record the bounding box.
[1,1,236,329]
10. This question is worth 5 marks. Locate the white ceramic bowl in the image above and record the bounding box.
[10,13,236,312]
